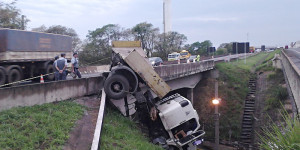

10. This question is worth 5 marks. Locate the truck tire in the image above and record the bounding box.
[104,74,130,100]
[8,69,22,84]
[45,64,55,80]
[0,67,6,85]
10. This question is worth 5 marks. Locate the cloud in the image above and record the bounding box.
[18,0,136,17]
[175,16,238,22]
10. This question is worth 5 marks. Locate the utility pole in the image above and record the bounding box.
[244,42,246,64]
[21,15,25,30]
[214,81,219,150]
[244,33,248,64]
[236,42,238,62]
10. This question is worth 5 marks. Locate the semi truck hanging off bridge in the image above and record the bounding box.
[0,28,72,86]
[102,41,205,150]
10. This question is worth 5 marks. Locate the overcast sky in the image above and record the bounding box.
[6,0,300,47]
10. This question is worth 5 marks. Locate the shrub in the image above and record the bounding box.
[259,111,300,150]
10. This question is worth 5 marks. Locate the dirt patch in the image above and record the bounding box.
[253,70,293,145]
[64,95,101,150]
[252,71,272,144]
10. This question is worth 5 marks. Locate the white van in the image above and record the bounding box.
[168,52,180,61]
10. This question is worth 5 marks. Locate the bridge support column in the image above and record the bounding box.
[187,88,194,104]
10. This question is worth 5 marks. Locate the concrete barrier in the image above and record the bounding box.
[79,65,109,74]
[0,76,104,112]
[281,51,300,113]
[154,60,214,81]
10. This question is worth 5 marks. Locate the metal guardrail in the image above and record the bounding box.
[91,89,106,150]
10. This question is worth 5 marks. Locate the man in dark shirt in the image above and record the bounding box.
[55,53,67,80]
[53,56,59,81]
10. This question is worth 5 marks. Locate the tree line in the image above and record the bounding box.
[0,1,235,65]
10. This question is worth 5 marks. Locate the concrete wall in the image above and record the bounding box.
[79,65,109,74]
[272,54,282,69]
[281,51,300,113]
[154,60,214,81]
[0,76,104,112]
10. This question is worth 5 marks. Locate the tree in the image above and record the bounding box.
[199,40,212,55]
[216,48,226,55]
[132,22,159,57]
[80,24,129,65]
[186,40,212,56]
[32,25,82,52]
[155,31,187,59]
[0,1,29,29]
[187,42,201,55]
[218,43,233,54]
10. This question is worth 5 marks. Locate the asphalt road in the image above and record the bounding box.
[284,48,300,70]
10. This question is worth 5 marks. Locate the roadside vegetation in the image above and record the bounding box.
[215,53,269,139]
[0,101,85,149]
[259,110,300,150]
[100,106,163,150]
[253,50,298,149]
[255,50,288,111]
[194,52,271,141]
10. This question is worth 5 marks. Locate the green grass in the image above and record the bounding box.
[0,101,85,150]
[100,106,163,150]
[259,110,300,150]
[264,70,288,110]
[211,52,270,140]
[256,50,281,72]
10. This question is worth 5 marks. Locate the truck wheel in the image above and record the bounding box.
[8,69,22,84]
[104,74,129,100]
[46,64,55,80]
[0,67,6,85]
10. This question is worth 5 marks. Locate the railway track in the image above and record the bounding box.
[240,77,257,149]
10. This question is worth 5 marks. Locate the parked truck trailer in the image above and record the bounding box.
[0,29,72,85]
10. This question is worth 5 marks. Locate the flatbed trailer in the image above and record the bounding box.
[0,29,72,85]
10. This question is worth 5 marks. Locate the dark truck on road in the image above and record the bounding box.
[103,41,205,150]
[0,29,72,85]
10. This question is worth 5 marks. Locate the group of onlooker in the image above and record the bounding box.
[53,53,81,81]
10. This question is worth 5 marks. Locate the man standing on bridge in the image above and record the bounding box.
[55,53,67,80]
[196,54,200,62]
[53,56,59,81]
[71,52,81,78]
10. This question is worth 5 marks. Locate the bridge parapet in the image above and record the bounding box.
[154,60,214,81]
[281,50,300,113]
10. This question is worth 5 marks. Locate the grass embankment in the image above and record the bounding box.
[259,111,300,150]
[253,50,298,149]
[100,106,163,150]
[255,50,288,111]
[216,53,269,139]
[0,101,85,149]
[194,52,270,140]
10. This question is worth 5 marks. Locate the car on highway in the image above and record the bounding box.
[149,57,163,66]
[188,55,197,62]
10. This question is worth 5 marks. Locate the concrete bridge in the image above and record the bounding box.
[280,48,300,114]
[0,53,251,112]
[0,60,216,112]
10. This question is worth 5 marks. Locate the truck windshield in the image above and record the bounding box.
[168,54,177,58]
[180,52,188,56]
